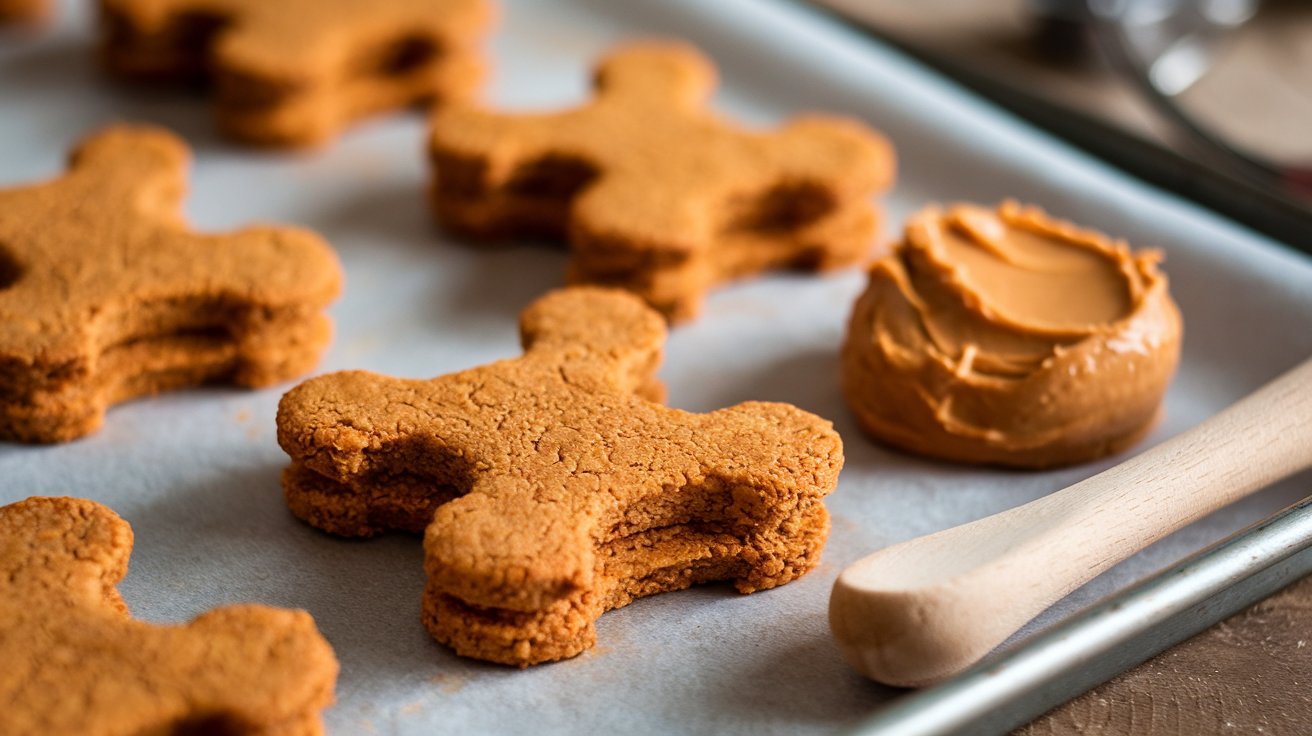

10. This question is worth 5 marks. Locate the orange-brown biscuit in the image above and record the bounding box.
[429,41,895,321]
[0,496,338,736]
[842,201,1182,468]
[99,0,495,146]
[0,0,47,23]
[278,287,843,665]
[0,125,341,443]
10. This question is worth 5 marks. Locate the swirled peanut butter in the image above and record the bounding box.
[841,201,1181,468]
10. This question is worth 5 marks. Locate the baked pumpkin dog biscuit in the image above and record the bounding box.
[278,287,843,665]
[100,0,495,146]
[0,496,338,735]
[430,41,895,321]
[0,125,341,443]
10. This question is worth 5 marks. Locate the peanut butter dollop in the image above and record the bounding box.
[842,201,1182,468]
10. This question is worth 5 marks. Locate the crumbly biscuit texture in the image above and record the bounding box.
[0,496,338,736]
[0,125,341,443]
[278,287,843,665]
[429,41,895,321]
[100,0,494,146]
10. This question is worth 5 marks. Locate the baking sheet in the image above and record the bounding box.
[2,0,1311,733]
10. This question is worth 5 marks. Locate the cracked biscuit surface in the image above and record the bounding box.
[429,41,895,321]
[100,0,495,146]
[0,125,341,443]
[0,496,338,736]
[278,287,843,665]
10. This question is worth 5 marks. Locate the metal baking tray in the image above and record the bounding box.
[2,0,1310,733]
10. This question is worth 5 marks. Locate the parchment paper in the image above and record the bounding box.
[1,0,1310,733]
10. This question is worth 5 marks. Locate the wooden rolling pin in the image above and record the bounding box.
[830,357,1312,687]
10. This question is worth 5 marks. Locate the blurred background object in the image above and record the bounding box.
[812,0,1312,246]
[1091,0,1311,197]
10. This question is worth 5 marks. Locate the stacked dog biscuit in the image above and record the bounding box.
[100,0,495,146]
[430,42,894,321]
[1,3,891,725]
[0,127,341,443]
[277,288,843,665]
[0,0,1187,732]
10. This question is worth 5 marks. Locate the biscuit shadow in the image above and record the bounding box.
[0,442,55,460]
[309,180,569,324]
[0,35,88,88]
[689,346,900,471]
[695,345,1031,482]
[119,459,471,691]
[437,240,570,323]
[121,455,632,713]
[686,346,844,419]
[0,37,226,152]
[307,179,434,258]
[704,626,902,730]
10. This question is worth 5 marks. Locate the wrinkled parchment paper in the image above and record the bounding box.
[2,0,1310,733]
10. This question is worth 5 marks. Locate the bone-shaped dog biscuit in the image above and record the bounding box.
[0,126,341,442]
[100,0,494,146]
[429,41,895,321]
[0,496,338,735]
[278,287,843,665]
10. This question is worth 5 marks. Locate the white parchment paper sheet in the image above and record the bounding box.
[2,0,1310,733]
